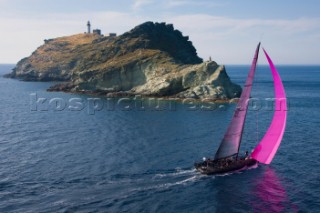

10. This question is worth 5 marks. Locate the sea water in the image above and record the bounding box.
[0,64,319,212]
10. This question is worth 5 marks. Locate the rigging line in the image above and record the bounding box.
[255,43,263,146]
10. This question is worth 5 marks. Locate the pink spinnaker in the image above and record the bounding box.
[251,49,287,164]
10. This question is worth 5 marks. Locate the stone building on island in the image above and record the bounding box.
[86,21,117,37]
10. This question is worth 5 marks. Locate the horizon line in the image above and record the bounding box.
[1,63,320,66]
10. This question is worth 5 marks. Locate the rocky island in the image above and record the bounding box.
[6,21,241,100]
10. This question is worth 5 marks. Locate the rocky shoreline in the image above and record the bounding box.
[6,21,242,101]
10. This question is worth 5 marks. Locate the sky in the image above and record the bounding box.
[0,0,319,64]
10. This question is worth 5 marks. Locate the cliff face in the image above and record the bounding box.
[7,21,241,100]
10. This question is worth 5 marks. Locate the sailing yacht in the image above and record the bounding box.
[195,43,287,175]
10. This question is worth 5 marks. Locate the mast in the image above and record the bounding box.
[214,43,261,160]
[250,48,287,164]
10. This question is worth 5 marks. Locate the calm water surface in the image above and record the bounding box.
[0,64,319,212]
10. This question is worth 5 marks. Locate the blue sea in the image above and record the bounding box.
[0,64,319,212]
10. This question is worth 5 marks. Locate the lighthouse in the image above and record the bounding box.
[87,21,91,34]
